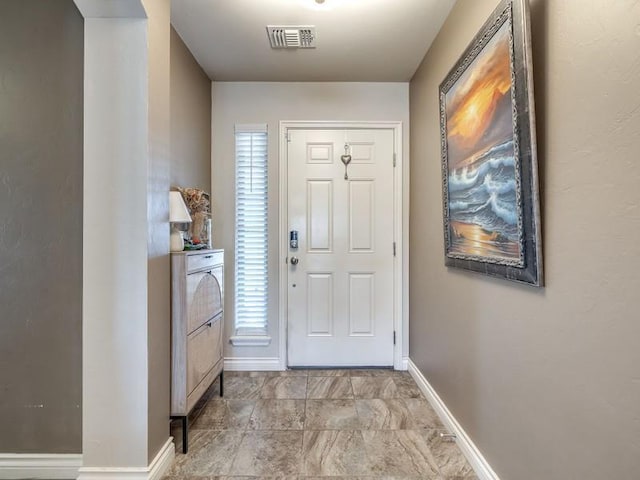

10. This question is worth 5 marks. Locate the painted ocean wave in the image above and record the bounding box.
[448,140,519,240]
[448,154,516,192]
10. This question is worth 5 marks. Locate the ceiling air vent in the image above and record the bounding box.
[267,26,316,49]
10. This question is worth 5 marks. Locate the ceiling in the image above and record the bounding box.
[170,0,456,82]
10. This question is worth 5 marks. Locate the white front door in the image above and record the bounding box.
[287,128,396,367]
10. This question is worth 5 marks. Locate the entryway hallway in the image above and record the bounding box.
[165,369,477,479]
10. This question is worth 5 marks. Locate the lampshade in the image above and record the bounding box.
[169,191,192,223]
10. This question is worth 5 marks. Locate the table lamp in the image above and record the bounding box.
[169,191,192,252]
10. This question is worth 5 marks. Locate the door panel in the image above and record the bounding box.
[307,143,333,164]
[307,180,333,252]
[348,273,375,336]
[287,128,395,367]
[349,180,375,252]
[307,273,333,336]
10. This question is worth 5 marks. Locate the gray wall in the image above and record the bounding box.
[145,0,172,464]
[409,1,640,479]
[0,0,83,454]
[170,27,212,191]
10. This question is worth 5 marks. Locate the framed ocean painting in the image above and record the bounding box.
[439,0,543,286]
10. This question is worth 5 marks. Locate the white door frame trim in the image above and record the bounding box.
[278,121,405,370]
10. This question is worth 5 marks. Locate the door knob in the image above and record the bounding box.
[290,256,299,265]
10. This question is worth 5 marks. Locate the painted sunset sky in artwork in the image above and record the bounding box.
[445,20,521,261]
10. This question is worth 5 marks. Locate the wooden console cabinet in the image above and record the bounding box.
[171,249,224,453]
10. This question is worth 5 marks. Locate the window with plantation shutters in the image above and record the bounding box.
[234,124,269,337]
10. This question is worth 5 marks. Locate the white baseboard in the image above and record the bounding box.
[76,438,174,480]
[224,356,282,371]
[407,359,500,480]
[401,356,409,370]
[0,453,82,479]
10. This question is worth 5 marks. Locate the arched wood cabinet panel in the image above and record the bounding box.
[186,270,222,335]
[171,249,224,453]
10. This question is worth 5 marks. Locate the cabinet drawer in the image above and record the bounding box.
[188,251,223,273]
[186,316,222,395]
[186,270,222,334]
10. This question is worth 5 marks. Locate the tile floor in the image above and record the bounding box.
[165,369,477,480]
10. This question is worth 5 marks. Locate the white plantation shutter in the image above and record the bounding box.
[234,124,268,335]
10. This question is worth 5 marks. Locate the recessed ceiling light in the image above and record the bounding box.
[301,0,333,11]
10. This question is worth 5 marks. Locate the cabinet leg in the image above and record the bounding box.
[171,415,189,454]
[219,370,224,397]
[181,416,188,454]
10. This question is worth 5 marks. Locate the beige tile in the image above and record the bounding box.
[161,476,216,480]
[223,377,265,399]
[355,399,416,429]
[265,369,309,376]
[302,430,373,476]
[307,376,354,399]
[191,399,255,430]
[226,369,307,377]
[403,398,443,429]
[389,370,414,379]
[393,375,423,398]
[298,477,398,480]
[377,477,440,480]
[248,399,305,430]
[351,377,399,398]
[169,430,244,477]
[348,368,396,377]
[307,369,350,376]
[163,476,223,480]
[422,429,475,477]
[230,431,303,476]
[362,430,439,477]
[217,477,298,480]
[299,477,429,480]
[224,371,271,377]
[305,399,362,430]
[260,376,307,399]
[165,372,475,480]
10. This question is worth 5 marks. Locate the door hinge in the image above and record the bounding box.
[393,153,396,167]
[393,331,396,345]
[393,242,396,257]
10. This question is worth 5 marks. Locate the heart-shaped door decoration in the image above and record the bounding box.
[341,144,352,180]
